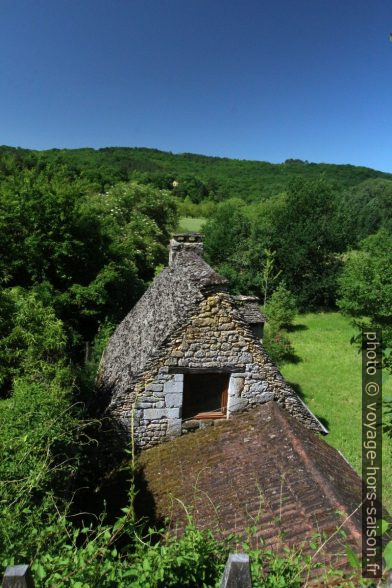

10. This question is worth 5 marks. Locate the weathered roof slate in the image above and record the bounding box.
[97,249,228,397]
[139,402,363,579]
[234,295,267,324]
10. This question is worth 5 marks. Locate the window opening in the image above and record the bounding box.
[182,373,229,420]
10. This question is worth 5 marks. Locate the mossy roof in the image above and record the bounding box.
[139,402,364,579]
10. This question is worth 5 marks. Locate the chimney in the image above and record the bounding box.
[169,233,203,266]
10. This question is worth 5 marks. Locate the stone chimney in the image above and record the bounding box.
[169,233,204,266]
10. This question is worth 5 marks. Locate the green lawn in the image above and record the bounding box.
[280,312,392,511]
[177,217,206,232]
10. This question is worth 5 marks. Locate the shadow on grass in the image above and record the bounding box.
[282,351,302,365]
[286,323,308,333]
[316,415,330,432]
[286,380,305,401]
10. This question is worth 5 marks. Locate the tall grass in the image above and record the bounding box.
[280,312,392,511]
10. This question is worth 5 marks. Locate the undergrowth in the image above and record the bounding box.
[0,308,387,587]
[0,376,364,587]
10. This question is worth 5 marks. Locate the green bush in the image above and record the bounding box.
[262,284,296,364]
[0,373,80,562]
[0,287,66,394]
[338,229,392,367]
[125,523,228,588]
[178,197,217,219]
[264,283,297,332]
[262,330,295,365]
[0,171,178,352]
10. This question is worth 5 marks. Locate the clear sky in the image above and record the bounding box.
[0,0,391,171]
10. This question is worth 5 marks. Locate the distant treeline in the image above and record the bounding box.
[1,144,391,201]
[1,143,391,321]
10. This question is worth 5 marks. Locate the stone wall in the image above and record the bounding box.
[109,292,325,449]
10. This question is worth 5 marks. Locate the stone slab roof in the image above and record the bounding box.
[139,402,363,580]
[234,295,267,324]
[97,249,228,398]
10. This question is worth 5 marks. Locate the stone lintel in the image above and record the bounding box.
[167,366,243,374]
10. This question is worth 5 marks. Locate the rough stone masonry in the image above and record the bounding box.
[97,233,327,449]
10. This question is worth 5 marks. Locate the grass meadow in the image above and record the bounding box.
[280,312,392,511]
[178,216,206,232]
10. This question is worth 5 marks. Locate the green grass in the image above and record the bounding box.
[280,311,392,511]
[178,217,206,232]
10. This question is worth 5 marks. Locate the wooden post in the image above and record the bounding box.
[385,570,392,587]
[220,553,252,588]
[2,565,34,588]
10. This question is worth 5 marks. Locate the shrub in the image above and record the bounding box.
[0,287,66,395]
[264,283,296,332]
[0,372,80,563]
[262,330,295,365]
[262,284,296,364]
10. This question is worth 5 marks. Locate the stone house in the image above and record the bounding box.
[96,235,387,581]
[97,233,327,448]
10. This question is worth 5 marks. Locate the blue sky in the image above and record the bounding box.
[0,0,391,171]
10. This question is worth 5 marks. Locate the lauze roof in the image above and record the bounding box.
[96,245,268,410]
[97,248,228,398]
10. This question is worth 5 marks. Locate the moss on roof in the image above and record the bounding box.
[139,402,364,578]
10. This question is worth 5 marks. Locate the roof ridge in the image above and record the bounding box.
[270,403,363,548]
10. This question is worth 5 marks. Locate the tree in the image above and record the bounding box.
[260,249,281,305]
[173,175,208,204]
[273,178,344,308]
[264,282,297,332]
[262,283,297,364]
[337,229,392,350]
[0,169,178,353]
[340,179,392,245]
[203,199,251,267]
[0,287,66,396]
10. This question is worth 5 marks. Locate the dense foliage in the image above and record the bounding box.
[204,179,342,308]
[262,284,297,363]
[337,229,392,372]
[340,179,392,243]
[203,176,391,309]
[0,167,177,361]
[0,144,391,584]
[1,144,391,201]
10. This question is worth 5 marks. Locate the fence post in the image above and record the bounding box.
[2,565,35,588]
[220,553,252,588]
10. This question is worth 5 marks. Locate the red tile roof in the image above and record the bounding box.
[139,402,364,583]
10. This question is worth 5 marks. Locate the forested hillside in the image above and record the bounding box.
[1,144,392,201]
[0,145,391,584]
